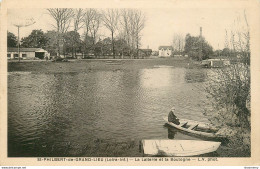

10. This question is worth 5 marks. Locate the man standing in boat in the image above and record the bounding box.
[168,107,180,125]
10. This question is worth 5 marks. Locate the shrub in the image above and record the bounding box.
[204,63,250,156]
[205,64,250,128]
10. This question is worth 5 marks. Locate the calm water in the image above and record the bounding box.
[8,67,211,157]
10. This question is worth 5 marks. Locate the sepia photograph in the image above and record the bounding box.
[1,0,260,166]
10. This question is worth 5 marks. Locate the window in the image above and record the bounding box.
[22,54,27,58]
[7,54,11,58]
[14,54,18,58]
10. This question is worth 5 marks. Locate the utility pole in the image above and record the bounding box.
[224,29,230,57]
[218,43,220,57]
[13,18,35,62]
[17,26,20,61]
[199,27,203,61]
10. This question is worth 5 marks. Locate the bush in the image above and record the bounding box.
[204,63,250,156]
[206,64,250,128]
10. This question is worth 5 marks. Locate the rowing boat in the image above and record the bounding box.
[142,139,221,156]
[163,117,224,139]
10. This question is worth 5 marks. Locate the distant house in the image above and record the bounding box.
[138,49,152,58]
[158,46,173,57]
[7,48,49,60]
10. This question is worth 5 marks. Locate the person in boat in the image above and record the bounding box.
[168,107,180,125]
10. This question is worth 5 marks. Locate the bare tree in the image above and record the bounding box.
[47,8,74,56]
[101,9,120,58]
[82,9,102,57]
[120,9,132,46]
[120,9,145,58]
[119,9,135,57]
[131,9,145,58]
[172,33,185,55]
[73,8,85,32]
[83,9,96,37]
[89,10,101,44]
[228,10,250,64]
[69,9,85,58]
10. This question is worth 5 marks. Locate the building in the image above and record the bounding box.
[201,59,230,68]
[7,48,49,60]
[158,46,173,57]
[138,49,152,58]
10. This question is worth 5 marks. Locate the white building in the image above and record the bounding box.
[158,46,173,57]
[7,48,49,60]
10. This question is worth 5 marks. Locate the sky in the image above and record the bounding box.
[7,8,247,51]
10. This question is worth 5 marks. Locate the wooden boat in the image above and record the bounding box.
[142,139,221,156]
[163,117,224,139]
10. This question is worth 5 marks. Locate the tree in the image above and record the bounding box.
[45,30,59,56]
[82,9,101,57]
[131,9,145,58]
[221,48,231,56]
[73,9,85,32]
[81,35,95,57]
[201,41,213,60]
[120,9,134,56]
[70,9,85,58]
[47,8,74,56]
[184,33,213,60]
[172,33,185,55]
[89,10,101,45]
[101,9,119,58]
[229,10,250,65]
[119,9,145,58]
[213,49,222,57]
[83,9,95,37]
[64,31,81,57]
[20,29,48,49]
[114,39,129,57]
[7,31,17,47]
[120,9,132,47]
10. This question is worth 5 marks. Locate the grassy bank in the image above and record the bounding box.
[8,58,200,73]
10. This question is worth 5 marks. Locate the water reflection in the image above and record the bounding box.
[185,69,207,83]
[167,127,177,139]
[139,68,185,88]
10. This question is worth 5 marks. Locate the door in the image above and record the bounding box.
[35,52,45,59]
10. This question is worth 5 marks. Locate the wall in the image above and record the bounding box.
[8,51,35,59]
[159,49,172,57]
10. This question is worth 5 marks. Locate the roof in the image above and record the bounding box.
[158,46,173,50]
[8,47,46,52]
[139,49,152,52]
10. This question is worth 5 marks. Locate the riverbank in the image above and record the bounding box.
[8,58,201,73]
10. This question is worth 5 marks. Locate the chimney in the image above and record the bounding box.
[200,27,202,37]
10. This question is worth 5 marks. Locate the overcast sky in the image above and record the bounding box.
[7,8,246,51]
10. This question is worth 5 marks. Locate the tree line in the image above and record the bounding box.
[8,8,146,59]
[171,27,249,62]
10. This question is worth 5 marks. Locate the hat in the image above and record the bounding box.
[171,107,175,111]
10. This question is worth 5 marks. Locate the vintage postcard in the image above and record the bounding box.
[0,0,260,166]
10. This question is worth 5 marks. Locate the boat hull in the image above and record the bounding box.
[163,117,223,139]
[142,139,221,156]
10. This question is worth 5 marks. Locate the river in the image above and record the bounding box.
[8,66,213,157]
